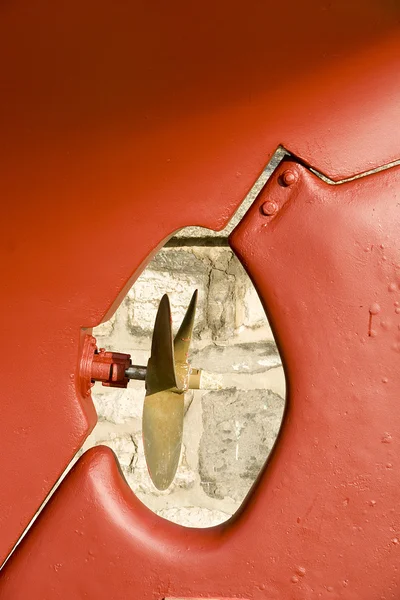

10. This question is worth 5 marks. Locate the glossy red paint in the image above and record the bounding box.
[1,0,400,570]
[3,161,400,597]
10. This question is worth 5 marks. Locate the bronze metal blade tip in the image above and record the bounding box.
[142,291,198,490]
[142,389,184,490]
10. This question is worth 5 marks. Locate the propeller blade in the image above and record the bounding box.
[146,294,177,394]
[143,291,198,490]
[174,289,198,363]
[142,389,184,490]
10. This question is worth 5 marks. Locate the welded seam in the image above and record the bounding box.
[280,146,400,185]
[232,145,400,197]
[170,146,400,245]
[309,158,400,185]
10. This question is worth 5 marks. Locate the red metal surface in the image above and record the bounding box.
[1,0,400,570]
[3,161,400,597]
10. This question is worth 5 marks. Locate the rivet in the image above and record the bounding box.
[261,201,279,216]
[369,303,381,315]
[281,169,298,186]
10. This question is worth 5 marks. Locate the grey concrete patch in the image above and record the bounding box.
[191,341,281,374]
[199,388,284,503]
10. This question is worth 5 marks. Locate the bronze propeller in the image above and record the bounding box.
[142,290,203,490]
[86,290,221,490]
[87,289,221,490]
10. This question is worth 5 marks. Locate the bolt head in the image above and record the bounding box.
[281,169,298,186]
[261,200,279,216]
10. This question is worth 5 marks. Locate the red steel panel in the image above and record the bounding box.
[2,161,400,597]
[1,0,400,565]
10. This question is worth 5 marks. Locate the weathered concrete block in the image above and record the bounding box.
[199,388,284,503]
[150,248,210,275]
[126,269,207,336]
[243,284,267,329]
[95,246,272,347]
[191,341,281,374]
[207,268,236,340]
[207,248,232,273]
[92,384,144,424]
[93,313,117,338]
[125,248,210,337]
[157,506,230,527]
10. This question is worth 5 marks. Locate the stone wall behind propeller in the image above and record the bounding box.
[84,239,285,527]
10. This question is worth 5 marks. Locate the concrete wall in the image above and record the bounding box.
[85,243,286,527]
